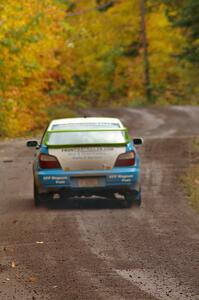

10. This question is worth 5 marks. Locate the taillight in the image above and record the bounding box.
[39,154,61,169]
[114,151,135,167]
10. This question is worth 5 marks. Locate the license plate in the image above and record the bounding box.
[78,178,99,187]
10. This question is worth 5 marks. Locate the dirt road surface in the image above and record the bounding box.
[0,106,199,300]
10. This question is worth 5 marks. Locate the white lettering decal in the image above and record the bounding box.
[55,180,65,184]
[109,175,133,180]
[43,176,68,181]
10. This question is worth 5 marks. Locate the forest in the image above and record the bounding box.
[0,0,198,136]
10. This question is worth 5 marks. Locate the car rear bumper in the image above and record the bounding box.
[35,167,140,195]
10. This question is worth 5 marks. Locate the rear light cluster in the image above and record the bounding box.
[39,154,61,169]
[114,151,135,167]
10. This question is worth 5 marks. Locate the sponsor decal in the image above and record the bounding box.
[109,174,134,179]
[42,176,68,185]
[61,147,114,152]
[61,147,114,161]
[55,180,65,184]
[109,174,134,183]
[43,176,68,181]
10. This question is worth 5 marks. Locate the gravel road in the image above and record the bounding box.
[0,106,199,300]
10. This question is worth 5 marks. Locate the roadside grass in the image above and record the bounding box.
[184,138,199,214]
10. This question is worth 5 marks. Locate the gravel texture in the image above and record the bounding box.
[0,106,199,300]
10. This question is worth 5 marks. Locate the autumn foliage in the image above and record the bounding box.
[0,0,198,136]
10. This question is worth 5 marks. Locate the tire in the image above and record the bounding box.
[34,181,42,207]
[125,189,142,208]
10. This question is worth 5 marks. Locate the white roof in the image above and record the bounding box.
[49,117,124,129]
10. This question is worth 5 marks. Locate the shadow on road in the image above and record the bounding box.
[44,196,125,210]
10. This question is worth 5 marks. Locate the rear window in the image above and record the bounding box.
[45,130,127,146]
[52,123,121,130]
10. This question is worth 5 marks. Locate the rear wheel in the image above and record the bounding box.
[34,181,42,207]
[34,182,52,207]
[124,189,142,208]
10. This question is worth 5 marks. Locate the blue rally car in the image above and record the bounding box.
[27,117,143,207]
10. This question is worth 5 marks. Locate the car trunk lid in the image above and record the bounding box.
[48,146,126,171]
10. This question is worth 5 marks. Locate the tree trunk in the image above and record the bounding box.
[140,0,152,102]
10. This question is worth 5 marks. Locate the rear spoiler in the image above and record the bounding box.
[43,128,131,148]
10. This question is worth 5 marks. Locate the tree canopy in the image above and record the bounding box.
[170,0,199,63]
[0,0,198,136]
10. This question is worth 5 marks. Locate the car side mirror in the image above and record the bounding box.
[26,140,39,148]
[133,138,143,145]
